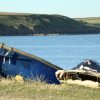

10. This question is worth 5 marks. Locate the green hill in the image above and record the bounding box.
[0,12,100,36]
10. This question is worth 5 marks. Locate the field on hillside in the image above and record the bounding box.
[75,17,100,26]
[0,79,100,100]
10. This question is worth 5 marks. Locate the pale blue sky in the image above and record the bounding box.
[0,0,100,18]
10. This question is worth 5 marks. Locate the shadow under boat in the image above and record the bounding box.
[0,43,62,84]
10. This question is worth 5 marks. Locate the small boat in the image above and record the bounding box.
[61,70,100,82]
[55,59,100,85]
[0,43,62,84]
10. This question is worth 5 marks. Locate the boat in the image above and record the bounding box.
[55,59,100,85]
[61,70,100,82]
[0,43,62,84]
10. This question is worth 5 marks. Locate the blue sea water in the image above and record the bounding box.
[0,34,100,69]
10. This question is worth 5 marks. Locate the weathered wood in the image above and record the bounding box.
[60,70,100,83]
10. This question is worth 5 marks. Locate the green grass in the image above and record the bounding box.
[0,79,100,100]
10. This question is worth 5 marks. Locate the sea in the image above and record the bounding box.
[0,34,100,70]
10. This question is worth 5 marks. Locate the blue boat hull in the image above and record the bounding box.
[0,43,62,84]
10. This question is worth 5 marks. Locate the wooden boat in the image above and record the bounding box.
[56,59,100,85]
[56,69,100,86]
[63,70,100,82]
[0,43,62,84]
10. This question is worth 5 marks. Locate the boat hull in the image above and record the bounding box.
[0,43,62,84]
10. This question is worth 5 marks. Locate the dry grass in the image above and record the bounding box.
[75,17,100,25]
[0,78,100,100]
[61,79,99,88]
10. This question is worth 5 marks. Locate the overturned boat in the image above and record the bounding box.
[56,59,100,85]
[0,43,62,84]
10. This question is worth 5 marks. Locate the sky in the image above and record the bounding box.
[0,0,100,18]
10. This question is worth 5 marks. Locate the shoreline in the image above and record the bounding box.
[0,33,100,36]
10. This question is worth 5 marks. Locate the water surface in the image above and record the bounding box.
[0,34,100,69]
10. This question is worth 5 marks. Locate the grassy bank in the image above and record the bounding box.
[0,79,100,100]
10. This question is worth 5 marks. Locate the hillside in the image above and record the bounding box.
[75,17,100,27]
[0,13,100,36]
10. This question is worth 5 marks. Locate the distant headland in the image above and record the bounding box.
[0,12,100,36]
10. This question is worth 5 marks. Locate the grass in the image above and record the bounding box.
[75,17,100,26]
[0,78,100,100]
